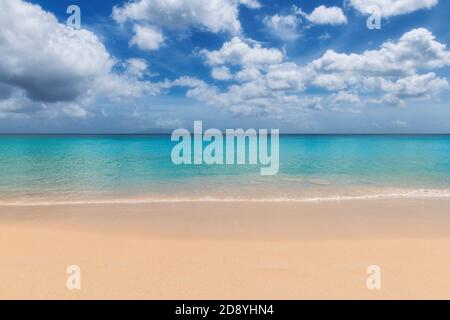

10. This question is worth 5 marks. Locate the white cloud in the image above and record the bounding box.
[296,96,323,110]
[264,14,298,30]
[308,28,450,91]
[211,66,233,80]
[331,91,361,104]
[265,63,308,91]
[309,29,450,102]
[319,32,331,40]
[130,25,165,51]
[201,37,284,68]
[0,94,44,118]
[62,104,88,118]
[113,0,262,48]
[304,29,450,105]
[123,58,150,79]
[263,5,346,41]
[327,91,362,113]
[348,0,438,17]
[303,5,347,25]
[184,28,450,117]
[3,0,449,123]
[263,13,300,40]
[379,73,449,102]
[235,67,262,82]
[0,0,165,119]
[0,0,114,103]
[238,0,261,9]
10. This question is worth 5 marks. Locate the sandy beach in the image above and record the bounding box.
[0,198,450,299]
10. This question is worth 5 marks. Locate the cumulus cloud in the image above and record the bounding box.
[182,28,450,117]
[238,0,261,9]
[307,29,450,103]
[327,91,362,112]
[123,58,151,79]
[0,0,165,119]
[308,28,450,89]
[301,28,450,108]
[348,0,438,17]
[2,0,449,124]
[130,25,165,51]
[0,94,44,118]
[331,91,361,104]
[113,0,261,50]
[201,37,284,68]
[0,0,114,103]
[295,96,323,110]
[263,13,300,40]
[62,104,88,119]
[376,73,449,104]
[263,5,346,41]
[211,66,233,80]
[302,5,347,25]
[265,62,308,91]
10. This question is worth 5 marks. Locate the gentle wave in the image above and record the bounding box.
[1,189,450,206]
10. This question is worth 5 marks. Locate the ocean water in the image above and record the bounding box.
[1,135,450,204]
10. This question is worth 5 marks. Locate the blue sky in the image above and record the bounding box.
[0,0,450,133]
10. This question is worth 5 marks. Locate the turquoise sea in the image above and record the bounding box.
[1,135,450,204]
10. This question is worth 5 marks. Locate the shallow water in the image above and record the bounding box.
[1,135,450,203]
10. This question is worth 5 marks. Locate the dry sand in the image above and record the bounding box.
[0,199,450,299]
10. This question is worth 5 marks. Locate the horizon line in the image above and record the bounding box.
[1,133,450,136]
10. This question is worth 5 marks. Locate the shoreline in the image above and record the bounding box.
[2,187,450,206]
